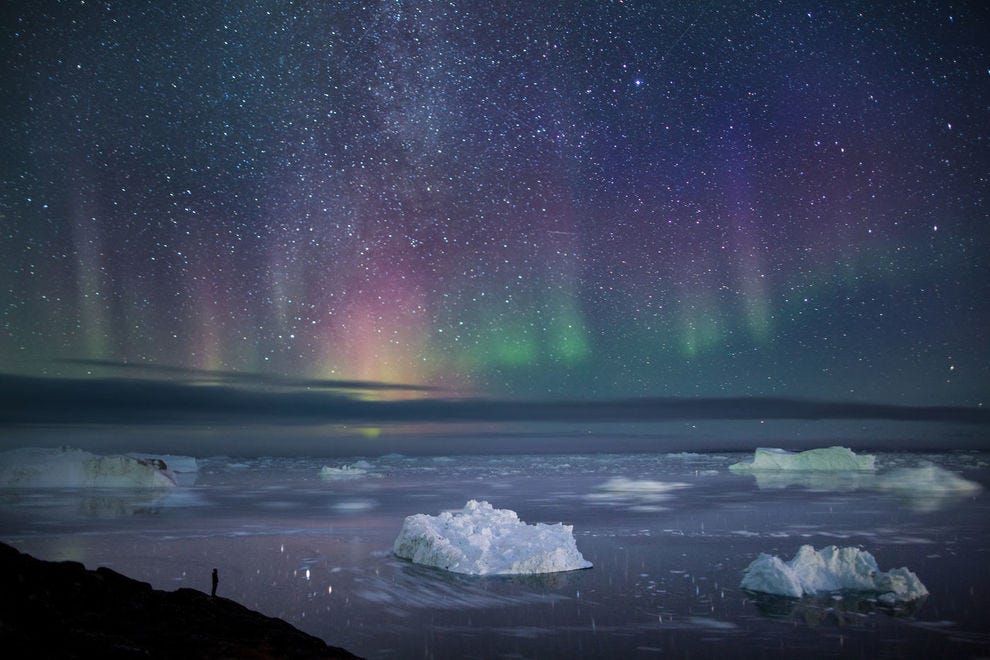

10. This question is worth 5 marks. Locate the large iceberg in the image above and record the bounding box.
[729,447,875,472]
[0,447,176,489]
[740,545,927,604]
[393,500,592,576]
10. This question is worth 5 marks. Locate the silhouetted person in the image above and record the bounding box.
[211,568,218,597]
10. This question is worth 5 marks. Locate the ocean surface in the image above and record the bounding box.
[1,450,987,658]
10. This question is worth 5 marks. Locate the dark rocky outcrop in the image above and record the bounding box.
[0,542,358,659]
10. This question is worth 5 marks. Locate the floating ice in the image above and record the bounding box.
[586,477,690,511]
[876,462,981,496]
[320,462,377,480]
[0,447,176,488]
[729,447,875,472]
[740,544,927,603]
[393,499,592,575]
[873,462,982,512]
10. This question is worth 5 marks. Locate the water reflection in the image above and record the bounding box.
[0,487,175,518]
[0,451,986,659]
[354,559,577,615]
[744,590,927,624]
[736,461,983,512]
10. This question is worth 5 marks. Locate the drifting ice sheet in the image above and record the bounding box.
[393,500,592,575]
[741,544,927,604]
[0,447,176,488]
[729,446,875,472]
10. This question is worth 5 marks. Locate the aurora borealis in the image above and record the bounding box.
[1,1,988,427]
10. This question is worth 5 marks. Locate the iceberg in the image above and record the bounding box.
[393,500,592,575]
[729,447,875,472]
[0,447,176,489]
[740,545,927,604]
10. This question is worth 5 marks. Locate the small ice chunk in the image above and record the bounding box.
[320,463,376,480]
[393,500,592,575]
[0,447,176,488]
[730,447,875,472]
[741,544,927,603]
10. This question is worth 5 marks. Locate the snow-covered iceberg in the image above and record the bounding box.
[393,500,592,575]
[0,447,176,489]
[730,447,875,472]
[740,545,927,604]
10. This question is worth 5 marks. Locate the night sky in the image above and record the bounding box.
[2,1,988,429]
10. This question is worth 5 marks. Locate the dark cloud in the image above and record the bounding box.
[2,373,987,427]
[59,359,444,392]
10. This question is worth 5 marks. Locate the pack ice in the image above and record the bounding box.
[0,447,177,488]
[393,500,593,575]
[729,446,875,472]
[741,545,928,604]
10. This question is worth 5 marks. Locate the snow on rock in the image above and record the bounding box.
[393,500,592,575]
[127,453,198,486]
[128,453,198,474]
[740,545,927,603]
[0,447,177,488]
[729,447,875,472]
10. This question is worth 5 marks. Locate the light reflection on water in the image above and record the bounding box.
[0,451,987,658]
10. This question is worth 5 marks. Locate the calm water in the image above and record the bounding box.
[1,451,987,658]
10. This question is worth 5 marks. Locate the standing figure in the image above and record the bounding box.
[211,568,219,597]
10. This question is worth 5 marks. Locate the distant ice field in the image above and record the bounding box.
[0,450,987,658]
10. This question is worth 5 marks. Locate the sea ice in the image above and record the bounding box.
[729,446,875,472]
[0,447,177,488]
[393,499,593,575]
[740,544,927,603]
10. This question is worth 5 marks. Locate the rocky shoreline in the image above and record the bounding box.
[0,542,358,658]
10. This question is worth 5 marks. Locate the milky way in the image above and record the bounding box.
[2,1,987,407]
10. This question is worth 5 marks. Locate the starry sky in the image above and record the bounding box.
[2,0,988,427]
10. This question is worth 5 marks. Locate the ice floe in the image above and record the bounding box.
[393,499,592,575]
[729,447,876,472]
[0,447,176,488]
[740,544,927,604]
